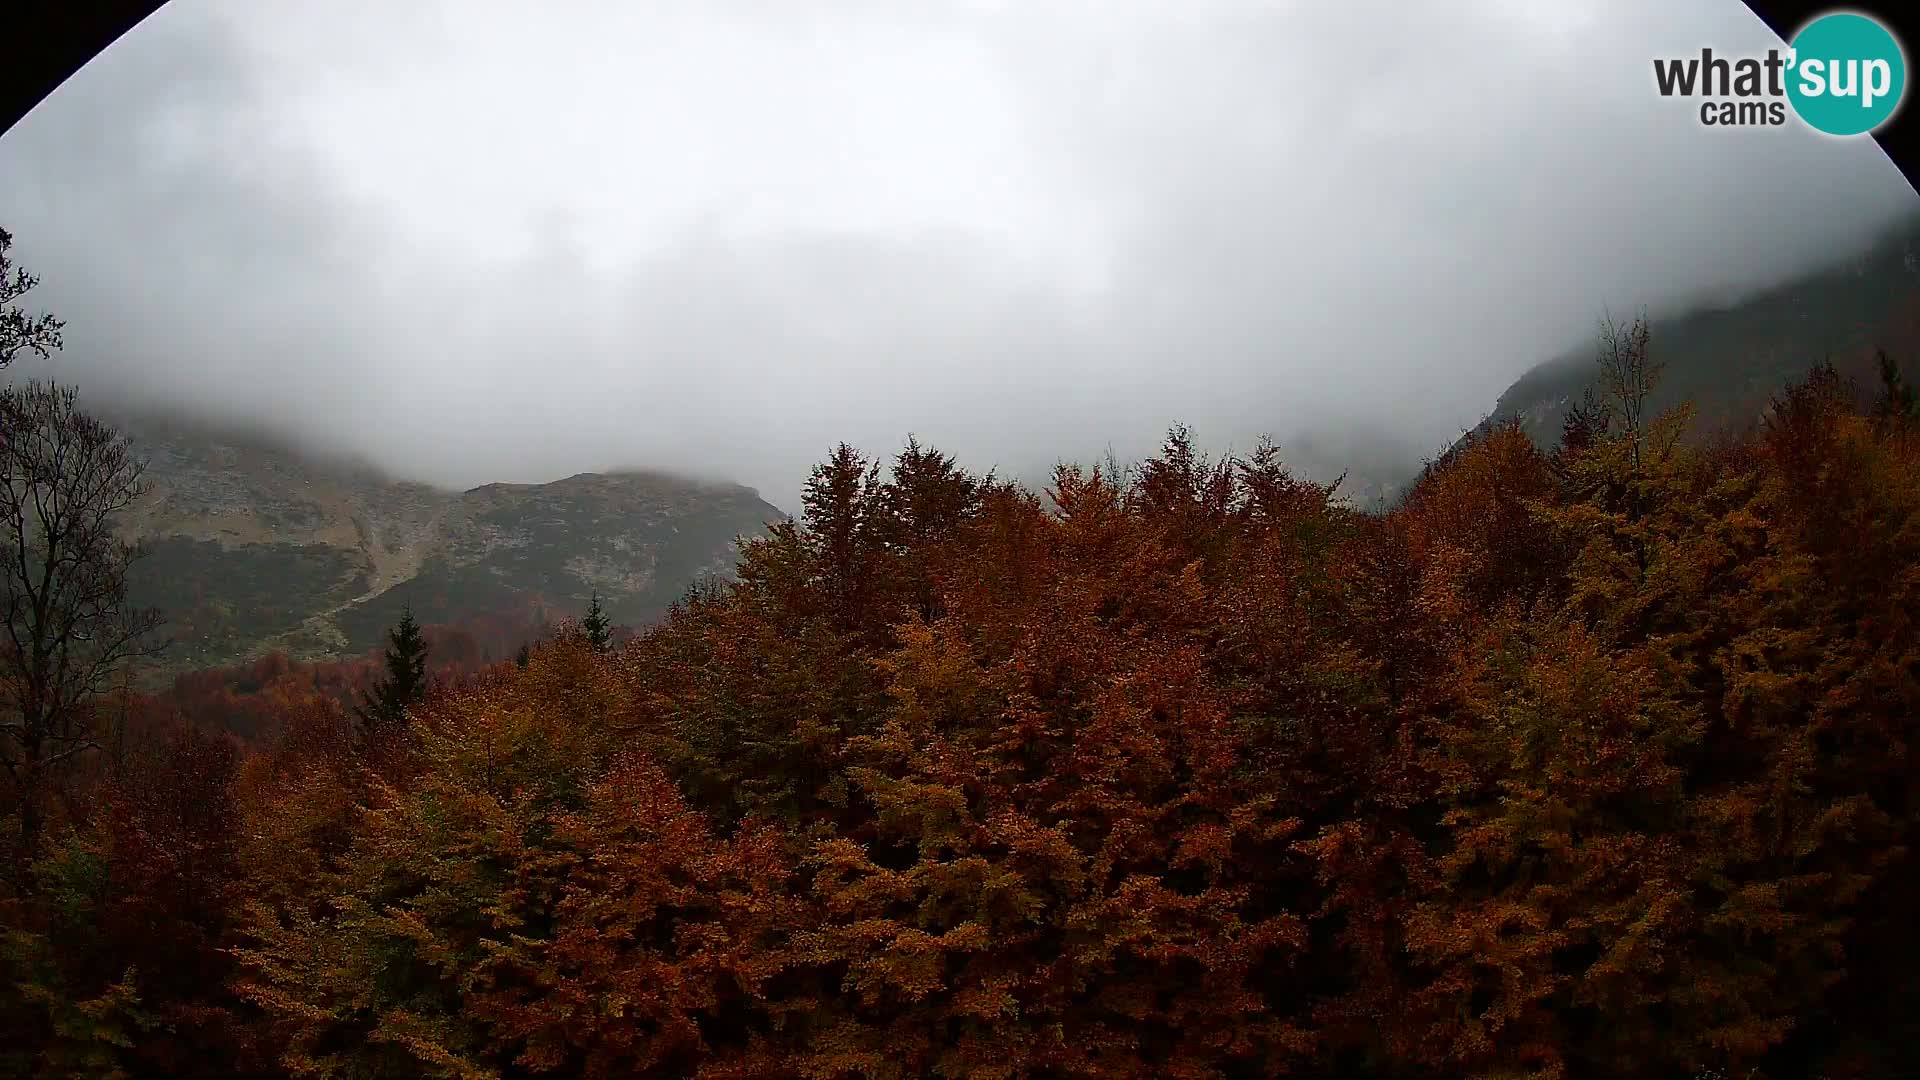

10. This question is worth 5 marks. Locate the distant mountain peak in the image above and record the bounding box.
[115,420,781,676]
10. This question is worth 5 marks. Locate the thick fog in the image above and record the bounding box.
[1,0,1915,511]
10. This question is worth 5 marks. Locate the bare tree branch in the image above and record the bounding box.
[0,229,66,372]
[1,381,165,851]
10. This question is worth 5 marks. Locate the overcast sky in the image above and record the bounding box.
[1,0,1915,511]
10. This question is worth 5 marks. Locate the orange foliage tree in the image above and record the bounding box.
[6,326,1920,1080]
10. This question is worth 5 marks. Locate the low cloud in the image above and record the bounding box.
[1,0,1914,510]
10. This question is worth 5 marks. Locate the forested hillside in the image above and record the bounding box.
[1469,212,1920,454]
[7,315,1920,1079]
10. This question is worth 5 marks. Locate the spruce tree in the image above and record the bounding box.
[514,641,532,670]
[1873,348,1918,430]
[802,443,886,630]
[357,606,430,735]
[582,592,612,654]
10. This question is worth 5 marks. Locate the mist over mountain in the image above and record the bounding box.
[12,5,1920,1079]
[107,408,781,676]
[2,0,1916,516]
[1466,209,1920,457]
[0,1,1913,684]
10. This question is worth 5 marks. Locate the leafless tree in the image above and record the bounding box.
[0,228,64,371]
[1,382,165,851]
[1596,311,1662,470]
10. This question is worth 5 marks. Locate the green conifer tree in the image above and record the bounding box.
[1873,348,1918,430]
[582,592,612,654]
[356,606,429,735]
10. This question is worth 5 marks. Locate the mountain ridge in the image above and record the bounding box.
[1450,210,1920,462]
[110,410,784,675]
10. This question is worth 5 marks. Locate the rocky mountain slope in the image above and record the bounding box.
[113,414,784,673]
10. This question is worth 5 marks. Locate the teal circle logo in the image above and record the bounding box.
[1786,12,1906,135]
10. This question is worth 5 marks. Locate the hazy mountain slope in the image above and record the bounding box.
[113,414,783,672]
[105,213,1920,674]
[1470,213,1920,453]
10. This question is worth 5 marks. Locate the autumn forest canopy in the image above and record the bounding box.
[5,217,1920,1080]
